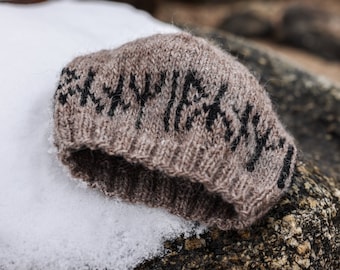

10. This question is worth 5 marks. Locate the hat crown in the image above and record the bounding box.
[54,33,297,230]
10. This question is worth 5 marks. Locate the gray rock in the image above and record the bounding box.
[219,11,273,37]
[280,5,340,60]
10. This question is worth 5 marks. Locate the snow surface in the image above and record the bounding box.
[0,1,203,269]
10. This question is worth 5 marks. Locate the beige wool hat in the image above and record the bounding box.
[54,32,297,230]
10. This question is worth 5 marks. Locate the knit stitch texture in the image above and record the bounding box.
[54,33,297,230]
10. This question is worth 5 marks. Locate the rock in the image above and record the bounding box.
[136,28,340,269]
[219,11,273,37]
[215,2,340,61]
[184,238,206,251]
[280,5,340,61]
[296,241,311,255]
[137,163,339,269]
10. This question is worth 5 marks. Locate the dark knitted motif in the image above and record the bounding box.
[53,33,297,230]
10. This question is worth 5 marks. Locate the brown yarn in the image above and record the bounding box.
[53,32,297,230]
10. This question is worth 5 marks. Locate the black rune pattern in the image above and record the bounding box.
[56,67,295,188]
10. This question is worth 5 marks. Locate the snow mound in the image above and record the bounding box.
[0,1,203,269]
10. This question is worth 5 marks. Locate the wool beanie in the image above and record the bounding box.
[53,32,297,230]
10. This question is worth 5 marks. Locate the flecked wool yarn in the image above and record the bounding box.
[53,32,297,230]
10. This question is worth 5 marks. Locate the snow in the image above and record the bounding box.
[0,1,203,269]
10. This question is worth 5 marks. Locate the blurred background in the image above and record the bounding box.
[5,0,340,84]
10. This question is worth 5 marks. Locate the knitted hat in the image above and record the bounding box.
[54,33,297,230]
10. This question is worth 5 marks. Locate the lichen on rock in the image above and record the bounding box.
[137,163,339,269]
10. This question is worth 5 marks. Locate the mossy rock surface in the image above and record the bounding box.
[137,163,339,269]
